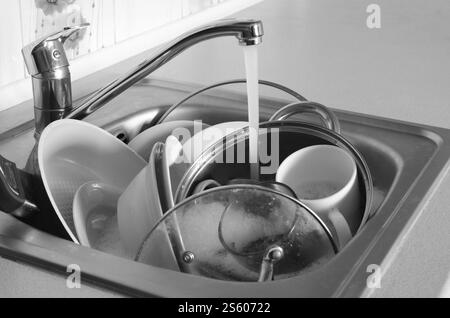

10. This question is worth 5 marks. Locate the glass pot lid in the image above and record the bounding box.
[136,184,338,282]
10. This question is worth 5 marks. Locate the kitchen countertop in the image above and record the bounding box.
[1,0,450,297]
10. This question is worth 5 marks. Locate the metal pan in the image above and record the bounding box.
[174,112,373,235]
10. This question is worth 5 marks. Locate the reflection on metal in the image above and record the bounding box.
[22,24,90,137]
[67,20,264,122]
[182,251,195,264]
[156,79,307,125]
[258,245,284,282]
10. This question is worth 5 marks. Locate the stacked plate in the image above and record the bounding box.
[38,119,200,258]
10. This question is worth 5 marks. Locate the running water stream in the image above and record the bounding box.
[243,45,260,180]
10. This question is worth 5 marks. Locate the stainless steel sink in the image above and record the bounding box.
[0,78,449,297]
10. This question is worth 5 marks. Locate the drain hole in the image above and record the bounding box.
[115,132,128,143]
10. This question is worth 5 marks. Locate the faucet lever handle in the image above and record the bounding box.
[22,23,90,76]
[46,23,90,43]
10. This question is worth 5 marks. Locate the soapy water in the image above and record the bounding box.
[294,182,340,200]
[139,187,336,281]
[169,200,289,280]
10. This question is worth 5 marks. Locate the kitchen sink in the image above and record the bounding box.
[0,78,449,297]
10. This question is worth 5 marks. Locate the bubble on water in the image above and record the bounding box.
[295,182,340,200]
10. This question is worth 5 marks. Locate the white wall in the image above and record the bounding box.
[0,0,262,111]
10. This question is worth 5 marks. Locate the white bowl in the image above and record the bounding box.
[73,182,121,247]
[72,181,129,258]
[38,119,146,243]
[163,135,186,202]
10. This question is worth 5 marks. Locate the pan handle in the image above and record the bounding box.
[0,154,38,217]
[269,101,341,134]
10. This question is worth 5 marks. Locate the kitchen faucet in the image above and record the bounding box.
[21,24,89,137]
[22,19,264,137]
[0,19,263,238]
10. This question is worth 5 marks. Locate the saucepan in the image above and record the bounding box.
[173,104,374,241]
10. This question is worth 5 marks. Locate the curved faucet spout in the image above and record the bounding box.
[67,19,264,121]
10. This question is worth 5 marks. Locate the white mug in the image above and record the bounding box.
[276,145,360,249]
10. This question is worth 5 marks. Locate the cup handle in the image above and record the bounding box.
[269,101,341,134]
[193,179,221,194]
[328,208,352,251]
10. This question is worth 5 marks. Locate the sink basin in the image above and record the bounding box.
[0,78,449,297]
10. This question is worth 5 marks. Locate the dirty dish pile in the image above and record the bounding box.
[38,119,147,244]
[39,118,204,259]
[174,118,373,253]
[132,98,373,281]
[38,80,373,283]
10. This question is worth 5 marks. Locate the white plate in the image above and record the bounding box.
[117,142,179,270]
[128,120,208,161]
[182,121,248,163]
[163,135,187,200]
[38,119,146,243]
